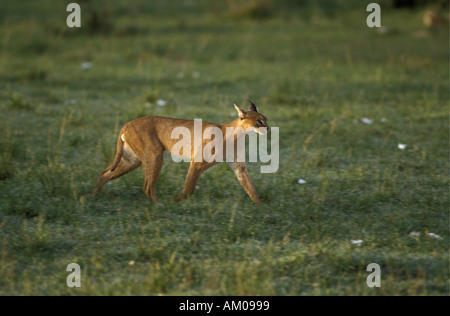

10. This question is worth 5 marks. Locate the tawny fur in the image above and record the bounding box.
[92,101,269,204]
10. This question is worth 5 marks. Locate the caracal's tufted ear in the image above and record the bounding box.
[248,99,258,112]
[234,102,247,119]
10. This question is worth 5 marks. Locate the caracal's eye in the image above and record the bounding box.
[256,120,264,127]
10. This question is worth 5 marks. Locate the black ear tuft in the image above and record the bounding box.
[248,99,258,112]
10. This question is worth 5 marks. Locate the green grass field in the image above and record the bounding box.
[0,0,448,295]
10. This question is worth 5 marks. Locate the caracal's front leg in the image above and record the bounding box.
[228,162,261,205]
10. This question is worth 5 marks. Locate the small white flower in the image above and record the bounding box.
[398,144,407,150]
[297,179,306,184]
[361,118,373,125]
[351,240,363,246]
[128,260,135,266]
[80,62,92,70]
[409,231,421,238]
[156,99,167,107]
[427,233,443,240]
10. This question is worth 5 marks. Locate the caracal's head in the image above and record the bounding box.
[233,100,270,135]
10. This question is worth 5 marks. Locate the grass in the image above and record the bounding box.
[0,0,448,295]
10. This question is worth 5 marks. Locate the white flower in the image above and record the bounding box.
[156,99,167,107]
[398,144,407,150]
[80,62,92,70]
[409,231,421,238]
[297,179,306,184]
[361,118,373,125]
[351,240,363,246]
[427,233,443,240]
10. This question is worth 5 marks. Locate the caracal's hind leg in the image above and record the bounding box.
[141,150,164,203]
[92,144,141,195]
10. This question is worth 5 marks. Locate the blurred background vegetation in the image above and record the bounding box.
[0,0,448,296]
